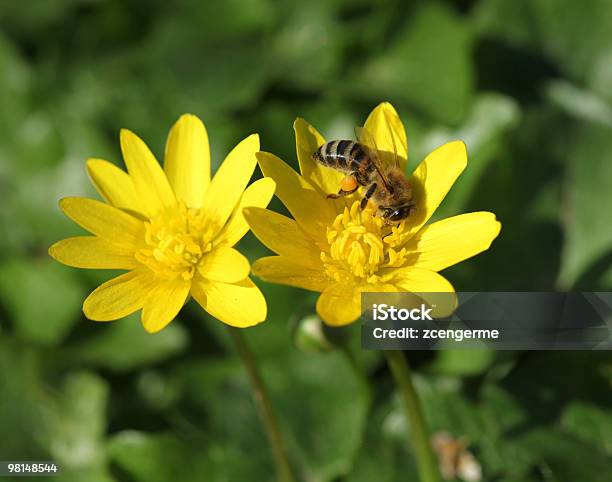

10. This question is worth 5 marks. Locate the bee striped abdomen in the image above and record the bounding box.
[312,140,369,174]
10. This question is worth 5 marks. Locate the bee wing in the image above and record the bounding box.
[355,125,394,193]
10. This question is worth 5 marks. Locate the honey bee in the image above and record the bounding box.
[432,431,482,482]
[311,116,415,224]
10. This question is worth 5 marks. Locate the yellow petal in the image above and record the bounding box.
[405,140,467,236]
[59,197,144,248]
[364,102,408,171]
[141,278,190,333]
[391,268,457,317]
[191,277,266,327]
[243,207,323,266]
[199,246,250,283]
[200,134,259,238]
[86,159,144,215]
[215,177,276,247]
[120,129,176,217]
[316,283,362,326]
[392,267,455,292]
[83,270,156,321]
[48,236,138,270]
[252,256,330,292]
[294,117,343,195]
[164,114,210,208]
[316,281,400,326]
[406,212,501,272]
[257,151,336,246]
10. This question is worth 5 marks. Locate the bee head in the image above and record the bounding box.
[381,204,413,223]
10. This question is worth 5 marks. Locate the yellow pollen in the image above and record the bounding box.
[135,202,212,280]
[321,201,413,284]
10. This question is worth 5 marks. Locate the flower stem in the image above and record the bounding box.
[227,327,297,482]
[384,350,440,482]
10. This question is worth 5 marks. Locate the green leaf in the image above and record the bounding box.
[600,265,612,289]
[559,123,612,287]
[531,0,612,97]
[0,342,115,482]
[0,337,46,459]
[416,377,534,478]
[476,0,612,99]
[130,21,272,118]
[0,33,31,133]
[71,314,188,373]
[517,428,612,482]
[418,377,487,439]
[479,384,527,433]
[546,80,612,128]
[175,346,369,482]
[354,2,474,124]
[0,257,85,345]
[108,432,198,482]
[182,0,276,40]
[269,1,348,90]
[41,372,114,482]
[474,0,537,48]
[272,351,369,481]
[428,349,496,377]
[417,94,520,218]
[561,402,612,454]
[0,0,92,34]
[346,399,419,482]
[1,155,94,253]
[109,428,274,482]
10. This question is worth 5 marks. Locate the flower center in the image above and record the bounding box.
[321,201,413,284]
[135,202,212,280]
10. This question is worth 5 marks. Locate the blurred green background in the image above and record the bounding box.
[0,0,611,481]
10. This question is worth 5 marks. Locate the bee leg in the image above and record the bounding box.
[382,223,400,239]
[360,182,377,210]
[327,186,358,199]
[327,176,359,199]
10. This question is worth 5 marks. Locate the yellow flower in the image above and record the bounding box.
[49,114,274,333]
[244,103,501,326]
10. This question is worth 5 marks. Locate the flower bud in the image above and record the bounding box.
[291,314,333,353]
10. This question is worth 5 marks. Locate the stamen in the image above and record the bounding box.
[321,201,413,284]
[135,202,213,280]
